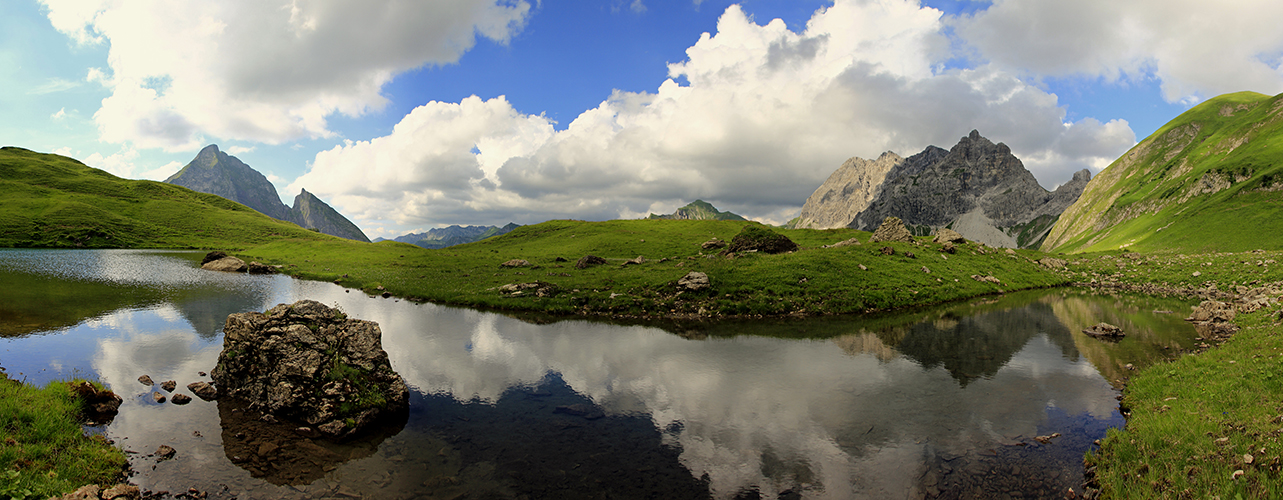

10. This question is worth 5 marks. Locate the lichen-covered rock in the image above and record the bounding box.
[932,228,966,244]
[724,225,798,254]
[677,271,710,291]
[575,255,607,269]
[212,300,409,439]
[870,217,915,243]
[202,255,247,272]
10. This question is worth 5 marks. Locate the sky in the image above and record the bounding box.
[5,0,1283,239]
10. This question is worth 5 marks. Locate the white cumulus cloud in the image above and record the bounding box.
[296,0,1136,229]
[954,0,1283,103]
[40,0,533,151]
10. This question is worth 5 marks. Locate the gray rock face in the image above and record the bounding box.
[212,300,409,439]
[797,131,1090,248]
[795,152,904,229]
[678,271,710,291]
[167,145,370,242]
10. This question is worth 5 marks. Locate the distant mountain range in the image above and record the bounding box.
[648,200,747,221]
[1044,91,1283,253]
[378,223,520,249]
[794,130,1089,248]
[165,145,369,242]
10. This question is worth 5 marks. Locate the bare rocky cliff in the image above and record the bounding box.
[797,130,1090,248]
[794,152,904,229]
[166,145,370,242]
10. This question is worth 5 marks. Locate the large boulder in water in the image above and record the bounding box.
[202,251,247,272]
[211,300,408,439]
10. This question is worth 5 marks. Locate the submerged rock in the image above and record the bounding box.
[212,300,409,439]
[1082,322,1124,338]
[187,381,218,401]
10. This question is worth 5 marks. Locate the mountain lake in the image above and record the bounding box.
[0,249,1202,499]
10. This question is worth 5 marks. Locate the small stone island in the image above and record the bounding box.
[211,300,409,439]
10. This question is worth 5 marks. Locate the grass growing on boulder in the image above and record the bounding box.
[724,224,798,254]
[0,374,126,499]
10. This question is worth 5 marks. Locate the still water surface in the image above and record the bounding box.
[0,249,1200,499]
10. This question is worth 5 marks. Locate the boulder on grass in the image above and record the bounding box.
[724,225,798,254]
[870,217,914,243]
[212,300,409,439]
[678,271,711,291]
[575,255,607,269]
[932,228,966,244]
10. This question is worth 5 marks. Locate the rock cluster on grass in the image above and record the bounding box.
[870,216,914,243]
[724,225,798,254]
[822,237,862,249]
[51,484,139,500]
[212,300,409,439]
[201,251,247,272]
[575,255,607,269]
[701,238,727,250]
[500,259,530,268]
[499,282,559,297]
[1038,257,1068,268]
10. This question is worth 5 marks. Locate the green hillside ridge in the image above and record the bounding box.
[0,147,336,249]
[1043,91,1283,254]
[648,199,748,221]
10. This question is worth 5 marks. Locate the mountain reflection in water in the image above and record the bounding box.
[0,250,1199,499]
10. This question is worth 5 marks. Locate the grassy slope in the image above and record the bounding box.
[1054,251,1283,498]
[0,147,334,249]
[239,219,1069,318]
[1044,91,1283,254]
[0,377,127,498]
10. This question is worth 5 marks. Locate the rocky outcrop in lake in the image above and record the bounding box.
[211,300,408,439]
[796,131,1090,248]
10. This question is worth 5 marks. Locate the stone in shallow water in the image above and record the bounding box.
[211,300,409,440]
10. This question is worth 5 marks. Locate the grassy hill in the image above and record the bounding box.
[1043,91,1283,254]
[0,147,334,249]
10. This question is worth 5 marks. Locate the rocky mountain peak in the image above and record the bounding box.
[797,130,1090,248]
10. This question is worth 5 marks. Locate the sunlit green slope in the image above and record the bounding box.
[0,146,332,248]
[1043,91,1283,253]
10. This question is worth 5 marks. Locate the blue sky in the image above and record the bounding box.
[6,0,1282,238]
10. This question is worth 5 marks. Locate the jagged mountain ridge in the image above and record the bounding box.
[380,223,520,249]
[165,145,369,242]
[648,200,747,221]
[1043,91,1283,253]
[797,130,1090,248]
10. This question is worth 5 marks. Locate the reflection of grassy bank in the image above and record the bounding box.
[1060,252,1283,498]
[1085,310,1283,498]
[0,374,127,498]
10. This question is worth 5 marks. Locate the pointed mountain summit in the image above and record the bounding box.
[797,130,1089,248]
[166,145,290,220]
[648,200,747,221]
[166,145,370,242]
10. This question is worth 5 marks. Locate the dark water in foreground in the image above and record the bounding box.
[0,249,1201,499]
